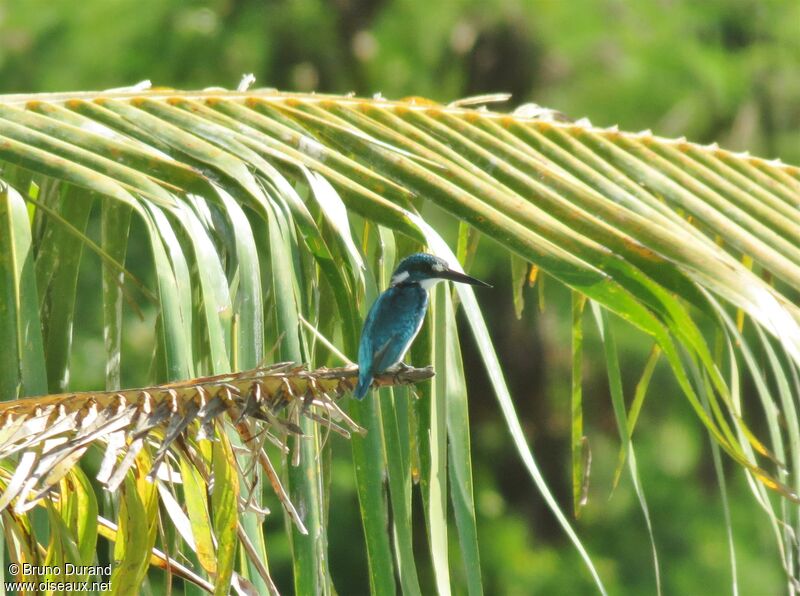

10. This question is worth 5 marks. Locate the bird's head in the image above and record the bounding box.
[389,253,491,289]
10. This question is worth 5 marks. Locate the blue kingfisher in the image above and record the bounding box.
[353,253,491,399]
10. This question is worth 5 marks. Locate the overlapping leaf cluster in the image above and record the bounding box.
[0,88,798,593]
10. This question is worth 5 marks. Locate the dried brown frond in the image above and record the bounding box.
[0,363,433,520]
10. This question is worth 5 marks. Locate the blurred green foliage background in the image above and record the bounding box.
[2,0,798,593]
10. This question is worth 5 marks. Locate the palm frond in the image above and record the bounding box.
[0,88,798,593]
[0,363,432,512]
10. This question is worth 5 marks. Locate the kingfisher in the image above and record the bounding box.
[353,253,491,399]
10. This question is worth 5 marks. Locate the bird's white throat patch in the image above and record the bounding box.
[419,277,443,290]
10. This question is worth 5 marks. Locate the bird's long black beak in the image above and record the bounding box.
[438,268,492,288]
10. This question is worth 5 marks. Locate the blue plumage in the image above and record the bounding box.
[354,284,428,399]
[354,253,490,400]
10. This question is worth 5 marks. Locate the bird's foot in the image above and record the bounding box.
[389,362,413,383]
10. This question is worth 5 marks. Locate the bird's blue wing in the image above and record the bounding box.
[366,285,428,371]
[355,285,428,399]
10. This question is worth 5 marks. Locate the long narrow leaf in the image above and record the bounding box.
[0,182,47,399]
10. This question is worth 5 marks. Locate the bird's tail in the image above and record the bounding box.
[353,371,373,400]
